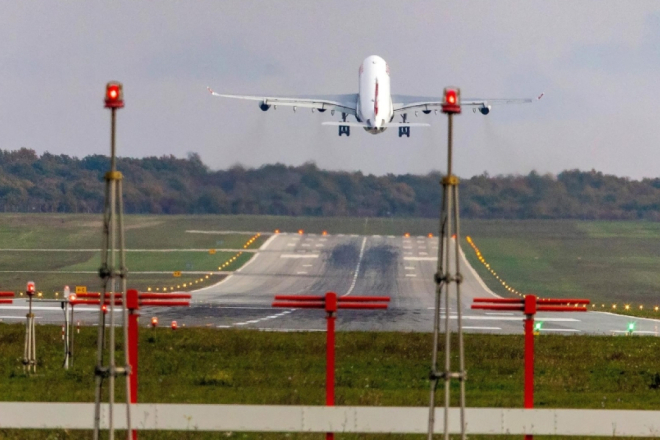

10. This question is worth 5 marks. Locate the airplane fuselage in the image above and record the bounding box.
[357,55,393,134]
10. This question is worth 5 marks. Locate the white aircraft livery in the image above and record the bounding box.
[208,55,542,138]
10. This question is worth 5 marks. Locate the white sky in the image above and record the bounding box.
[2,1,659,178]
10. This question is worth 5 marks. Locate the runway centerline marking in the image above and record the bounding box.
[302,264,313,267]
[405,274,417,277]
[343,237,367,297]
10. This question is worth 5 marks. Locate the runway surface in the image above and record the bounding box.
[5,232,660,335]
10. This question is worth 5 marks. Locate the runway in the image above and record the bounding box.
[4,232,660,336]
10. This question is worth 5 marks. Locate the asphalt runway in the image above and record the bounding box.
[4,232,660,335]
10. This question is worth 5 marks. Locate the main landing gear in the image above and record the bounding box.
[338,112,350,137]
[398,113,410,138]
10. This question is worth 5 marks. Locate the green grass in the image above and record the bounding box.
[0,214,266,296]
[0,325,659,439]
[461,220,660,316]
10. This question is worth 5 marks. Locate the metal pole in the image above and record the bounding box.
[326,306,335,440]
[524,314,534,440]
[428,103,467,440]
[129,308,139,440]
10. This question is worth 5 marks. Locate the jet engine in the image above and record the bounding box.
[259,101,271,111]
[479,105,491,115]
[317,108,326,113]
[422,110,432,115]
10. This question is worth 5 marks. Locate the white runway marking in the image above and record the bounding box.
[457,316,580,322]
[0,316,41,319]
[405,274,417,277]
[419,252,428,256]
[388,235,395,238]
[315,244,324,247]
[540,328,580,332]
[462,326,501,330]
[280,254,319,259]
[296,272,308,275]
[302,264,313,267]
[343,237,367,297]
[405,266,415,270]
[486,312,514,316]
[404,257,436,261]
[611,330,659,335]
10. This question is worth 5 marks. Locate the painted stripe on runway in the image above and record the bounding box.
[463,326,501,330]
[405,267,415,270]
[404,257,436,261]
[456,316,580,322]
[405,274,417,277]
[486,312,514,316]
[611,330,659,334]
[280,254,319,259]
[343,237,367,297]
[296,272,308,275]
[540,328,580,332]
[0,316,42,319]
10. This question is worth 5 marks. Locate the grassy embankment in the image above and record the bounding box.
[0,325,659,439]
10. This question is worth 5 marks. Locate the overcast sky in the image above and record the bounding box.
[2,1,659,178]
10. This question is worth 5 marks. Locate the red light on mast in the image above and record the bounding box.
[105,81,124,109]
[26,281,35,296]
[441,87,461,114]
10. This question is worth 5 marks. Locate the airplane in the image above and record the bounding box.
[207,55,542,138]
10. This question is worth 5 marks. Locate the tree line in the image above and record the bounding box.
[1,148,660,220]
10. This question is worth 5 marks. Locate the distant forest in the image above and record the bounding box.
[2,148,660,220]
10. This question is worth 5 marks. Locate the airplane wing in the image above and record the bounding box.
[392,93,543,113]
[207,87,358,115]
[322,122,430,128]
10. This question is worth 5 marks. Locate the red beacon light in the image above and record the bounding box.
[171,320,178,330]
[441,87,461,114]
[150,316,159,328]
[26,281,35,296]
[105,81,124,109]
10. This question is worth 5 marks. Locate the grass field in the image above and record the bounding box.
[461,220,660,317]
[0,325,659,439]
[0,214,265,296]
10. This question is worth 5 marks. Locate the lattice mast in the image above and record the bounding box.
[93,82,132,440]
[428,87,467,440]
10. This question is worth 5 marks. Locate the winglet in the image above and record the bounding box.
[537,92,544,101]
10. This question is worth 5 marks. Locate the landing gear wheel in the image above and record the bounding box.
[398,126,410,138]
[339,125,350,137]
